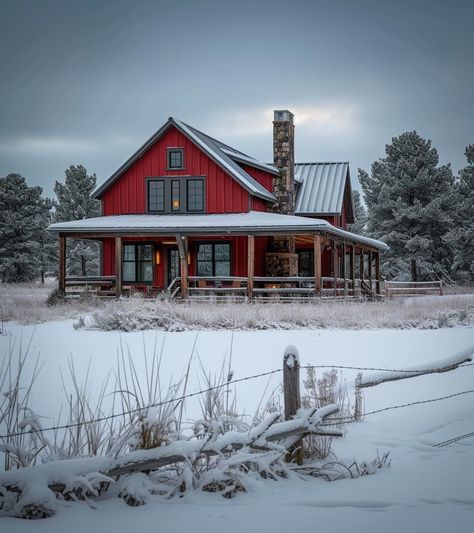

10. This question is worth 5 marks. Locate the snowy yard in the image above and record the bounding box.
[0,318,473,532]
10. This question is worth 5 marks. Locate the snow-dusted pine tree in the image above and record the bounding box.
[0,174,54,282]
[54,165,101,277]
[443,145,474,282]
[348,190,367,235]
[359,132,455,280]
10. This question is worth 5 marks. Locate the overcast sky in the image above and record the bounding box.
[1,0,472,196]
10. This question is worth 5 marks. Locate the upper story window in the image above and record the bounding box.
[167,148,184,169]
[147,177,205,213]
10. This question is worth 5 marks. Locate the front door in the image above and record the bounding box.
[167,248,180,288]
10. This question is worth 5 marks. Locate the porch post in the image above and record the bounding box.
[115,235,122,298]
[375,251,381,295]
[176,235,189,299]
[342,242,347,296]
[313,234,322,295]
[368,250,373,293]
[332,239,338,297]
[58,234,66,294]
[247,235,255,301]
[360,248,365,292]
[350,244,355,297]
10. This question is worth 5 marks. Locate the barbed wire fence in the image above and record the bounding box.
[0,358,472,448]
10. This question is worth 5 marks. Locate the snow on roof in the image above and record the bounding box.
[294,162,351,215]
[48,211,389,250]
[92,118,277,203]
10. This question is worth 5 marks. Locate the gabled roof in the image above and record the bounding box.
[294,162,353,218]
[48,211,388,250]
[92,117,277,202]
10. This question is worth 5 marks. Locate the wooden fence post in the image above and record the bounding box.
[283,345,303,465]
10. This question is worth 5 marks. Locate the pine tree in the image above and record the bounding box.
[54,165,101,277]
[359,131,455,281]
[349,190,367,234]
[0,174,54,282]
[443,145,474,282]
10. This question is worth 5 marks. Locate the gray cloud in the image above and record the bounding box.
[1,0,472,195]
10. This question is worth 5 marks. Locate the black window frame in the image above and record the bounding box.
[147,180,165,213]
[167,148,185,170]
[122,243,154,285]
[187,178,205,212]
[196,241,232,277]
[171,180,181,211]
[146,176,205,214]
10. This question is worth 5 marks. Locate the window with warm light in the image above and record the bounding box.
[147,177,205,213]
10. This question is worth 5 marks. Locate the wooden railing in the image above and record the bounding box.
[385,280,443,297]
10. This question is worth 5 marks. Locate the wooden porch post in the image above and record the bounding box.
[342,242,347,296]
[115,236,123,298]
[247,235,254,301]
[360,248,365,292]
[368,250,373,293]
[375,251,381,295]
[350,244,355,297]
[332,239,338,297]
[313,234,322,296]
[58,234,66,294]
[176,235,189,299]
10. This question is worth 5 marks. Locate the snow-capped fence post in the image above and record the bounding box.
[283,345,303,465]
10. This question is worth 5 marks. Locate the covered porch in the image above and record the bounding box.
[50,212,388,301]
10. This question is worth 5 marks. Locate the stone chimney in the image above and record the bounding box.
[272,110,295,214]
[265,109,298,277]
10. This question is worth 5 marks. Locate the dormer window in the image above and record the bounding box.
[167,148,184,169]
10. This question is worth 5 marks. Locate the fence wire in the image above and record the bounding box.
[0,361,472,440]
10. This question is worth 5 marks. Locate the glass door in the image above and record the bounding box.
[167,248,180,288]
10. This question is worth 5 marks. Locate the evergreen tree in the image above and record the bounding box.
[0,174,53,282]
[54,165,101,277]
[443,145,474,282]
[349,190,367,234]
[359,131,455,281]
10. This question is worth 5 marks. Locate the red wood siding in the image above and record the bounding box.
[101,125,252,215]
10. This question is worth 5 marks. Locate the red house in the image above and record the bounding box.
[50,110,388,299]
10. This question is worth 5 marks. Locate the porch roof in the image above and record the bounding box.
[48,211,389,251]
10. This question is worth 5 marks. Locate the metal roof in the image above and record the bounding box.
[294,162,351,216]
[48,211,388,250]
[92,118,276,202]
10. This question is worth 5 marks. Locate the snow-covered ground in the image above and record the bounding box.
[1,321,473,532]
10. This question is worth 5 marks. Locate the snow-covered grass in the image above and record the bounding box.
[0,321,473,530]
[1,281,473,330]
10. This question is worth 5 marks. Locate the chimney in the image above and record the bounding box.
[272,110,295,214]
[265,110,298,277]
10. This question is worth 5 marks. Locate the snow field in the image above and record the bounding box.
[0,322,473,532]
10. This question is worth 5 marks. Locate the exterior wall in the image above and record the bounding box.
[101,125,251,216]
[102,234,268,290]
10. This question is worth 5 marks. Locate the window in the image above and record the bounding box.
[123,244,154,283]
[147,177,205,213]
[167,148,184,169]
[197,243,231,277]
[171,180,180,211]
[297,250,314,277]
[187,179,204,212]
[148,180,165,212]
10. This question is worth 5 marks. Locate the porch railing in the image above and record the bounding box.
[166,276,381,300]
[385,280,443,297]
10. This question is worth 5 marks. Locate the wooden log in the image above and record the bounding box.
[314,234,322,296]
[367,250,373,293]
[176,235,189,298]
[247,235,254,301]
[283,346,302,464]
[115,236,123,298]
[342,242,347,296]
[58,235,66,294]
[350,244,355,296]
[375,251,381,295]
[332,240,337,297]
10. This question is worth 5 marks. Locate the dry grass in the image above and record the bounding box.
[1,281,473,330]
